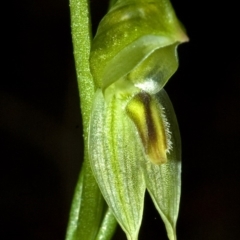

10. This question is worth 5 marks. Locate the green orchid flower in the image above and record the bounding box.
[88,0,188,240]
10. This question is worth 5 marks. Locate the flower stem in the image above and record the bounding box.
[66,0,117,239]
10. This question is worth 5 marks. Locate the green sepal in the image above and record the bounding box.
[141,89,181,240]
[89,89,146,240]
[101,37,179,94]
[127,42,179,94]
[90,0,188,88]
[88,88,181,240]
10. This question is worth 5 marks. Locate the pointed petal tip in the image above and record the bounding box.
[177,24,189,43]
[180,31,189,43]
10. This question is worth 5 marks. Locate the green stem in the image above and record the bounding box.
[66,0,117,239]
[66,0,103,239]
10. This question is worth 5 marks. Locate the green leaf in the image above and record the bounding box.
[65,160,105,240]
[96,208,118,240]
[65,165,84,240]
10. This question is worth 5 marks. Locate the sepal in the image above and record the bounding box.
[141,89,181,240]
[89,89,146,240]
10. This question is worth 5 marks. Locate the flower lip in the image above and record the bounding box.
[126,91,170,165]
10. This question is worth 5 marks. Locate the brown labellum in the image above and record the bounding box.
[126,92,171,165]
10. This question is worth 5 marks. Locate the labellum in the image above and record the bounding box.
[126,92,170,165]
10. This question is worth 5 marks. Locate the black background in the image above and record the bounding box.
[1,0,240,239]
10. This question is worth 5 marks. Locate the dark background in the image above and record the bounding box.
[1,0,240,239]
